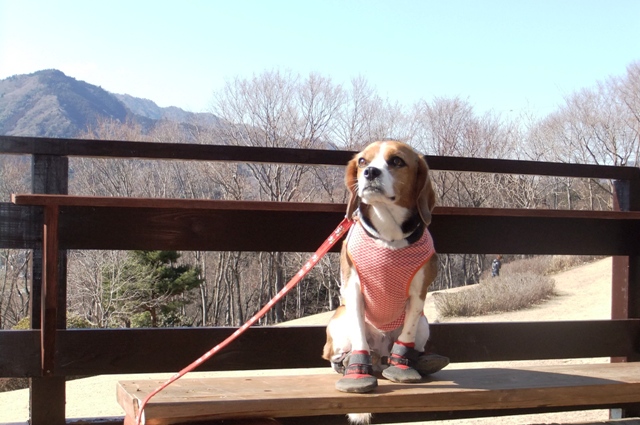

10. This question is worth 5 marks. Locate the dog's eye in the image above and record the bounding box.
[358,157,368,168]
[389,156,406,168]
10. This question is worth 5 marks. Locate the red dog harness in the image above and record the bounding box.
[346,220,436,331]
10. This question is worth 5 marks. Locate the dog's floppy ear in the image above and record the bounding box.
[345,156,360,219]
[416,155,436,226]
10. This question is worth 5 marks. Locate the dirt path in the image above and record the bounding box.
[425,256,612,323]
[0,258,616,424]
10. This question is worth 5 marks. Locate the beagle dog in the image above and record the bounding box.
[322,140,449,403]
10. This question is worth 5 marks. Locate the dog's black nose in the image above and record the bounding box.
[363,167,381,181]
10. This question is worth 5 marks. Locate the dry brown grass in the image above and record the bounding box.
[500,255,601,276]
[0,378,28,393]
[544,255,602,275]
[436,255,601,318]
[435,273,556,317]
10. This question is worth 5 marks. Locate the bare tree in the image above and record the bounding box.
[533,64,639,168]
[612,61,640,166]
[209,70,347,322]
[332,76,412,149]
[0,156,31,328]
[524,64,640,214]
[411,97,518,288]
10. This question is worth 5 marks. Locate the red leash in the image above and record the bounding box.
[134,217,354,425]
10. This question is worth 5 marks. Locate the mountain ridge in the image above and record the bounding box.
[0,69,219,138]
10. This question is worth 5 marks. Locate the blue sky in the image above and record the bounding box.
[1,0,639,118]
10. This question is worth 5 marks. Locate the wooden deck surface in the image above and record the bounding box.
[117,362,640,425]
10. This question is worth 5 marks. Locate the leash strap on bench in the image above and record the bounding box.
[134,217,354,425]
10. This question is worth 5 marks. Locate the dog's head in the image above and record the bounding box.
[345,140,436,226]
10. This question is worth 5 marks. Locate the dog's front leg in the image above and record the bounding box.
[343,271,368,351]
[335,271,378,393]
[381,277,426,383]
[383,267,449,383]
[398,294,426,347]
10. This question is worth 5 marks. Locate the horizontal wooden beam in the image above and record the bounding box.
[4,200,640,254]
[0,330,40,377]
[10,194,346,212]
[12,194,640,219]
[0,136,353,165]
[3,135,640,180]
[3,202,640,255]
[429,320,640,362]
[60,405,640,425]
[2,320,637,377]
[280,406,640,424]
[432,210,640,255]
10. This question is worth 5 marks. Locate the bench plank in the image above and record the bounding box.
[117,363,640,425]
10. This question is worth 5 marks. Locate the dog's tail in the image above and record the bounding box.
[348,413,372,424]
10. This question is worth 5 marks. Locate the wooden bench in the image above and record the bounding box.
[116,363,640,425]
[2,136,640,425]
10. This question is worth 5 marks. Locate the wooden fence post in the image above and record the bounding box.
[612,178,640,324]
[30,154,68,425]
[612,177,640,419]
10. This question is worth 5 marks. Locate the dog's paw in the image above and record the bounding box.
[336,373,378,393]
[335,351,378,393]
[382,364,422,383]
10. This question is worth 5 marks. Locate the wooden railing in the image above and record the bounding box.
[1,135,640,425]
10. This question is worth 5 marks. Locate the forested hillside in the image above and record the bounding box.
[0,62,638,330]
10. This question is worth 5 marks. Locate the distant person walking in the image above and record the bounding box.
[491,255,502,277]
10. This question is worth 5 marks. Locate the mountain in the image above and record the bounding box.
[0,69,219,138]
[114,94,220,128]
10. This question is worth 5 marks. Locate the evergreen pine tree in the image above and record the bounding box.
[102,250,202,327]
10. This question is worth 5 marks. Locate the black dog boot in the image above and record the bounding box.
[382,341,423,383]
[414,352,450,376]
[335,350,378,393]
